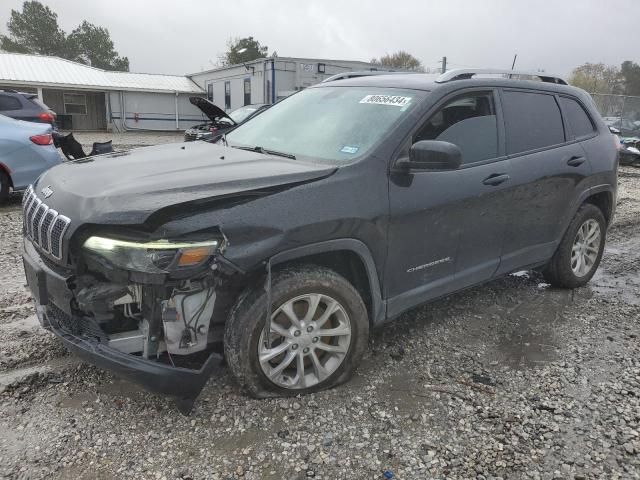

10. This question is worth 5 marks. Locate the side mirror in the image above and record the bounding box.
[406,140,462,171]
[609,126,621,135]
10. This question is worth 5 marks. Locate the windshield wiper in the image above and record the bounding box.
[232,145,296,160]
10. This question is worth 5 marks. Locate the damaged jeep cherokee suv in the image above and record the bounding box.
[22,69,617,408]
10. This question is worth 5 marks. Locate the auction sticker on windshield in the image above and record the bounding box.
[360,95,412,107]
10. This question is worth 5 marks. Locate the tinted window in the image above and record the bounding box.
[560,96,595,139]
[0,95,22,111]
[414,92,498,165]
[502,91,565,154]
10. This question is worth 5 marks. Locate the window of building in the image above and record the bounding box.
[63,93,87,115]
[244,78,251,106]
[413,91,498,165]
[207,83,213,101]
[0,94,22,111]
[224,81,231,110]
[502,90,564,155]
[559,96,595,139]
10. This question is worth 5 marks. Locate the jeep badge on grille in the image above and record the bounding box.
[41,186,53,198]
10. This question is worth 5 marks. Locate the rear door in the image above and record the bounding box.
[386,89,511,316]
[496,89,592,274]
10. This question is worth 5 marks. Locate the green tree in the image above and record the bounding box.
[67,21,129,71]
[0,1,129,71]
[0,1,66,55]
[219,36,268,66]
[568,63,621,94]
[620,61,640,96]
[371,51,424,72]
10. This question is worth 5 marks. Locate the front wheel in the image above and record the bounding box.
[224,265,369,398]
[543,203,606,288]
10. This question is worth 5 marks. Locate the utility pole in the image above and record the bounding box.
[511,54,517,70]
[441,56,447,74]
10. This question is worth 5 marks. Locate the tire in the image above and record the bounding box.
[224,265,369,398]
[0,171,9,204]
[543,203,606,288]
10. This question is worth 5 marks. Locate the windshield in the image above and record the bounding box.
[229,105,263,123]
[225,87,423,162]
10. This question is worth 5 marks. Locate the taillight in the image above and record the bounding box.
[38,112,55,123]
[30,134,53,145]
[209,126,218,133]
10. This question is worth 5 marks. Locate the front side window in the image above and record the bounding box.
[63,93,87,115]
[226,86,424,163]
[559,96,595,139]
[0,94,21,111]
[413,91,498,165]
[502,90,564,155]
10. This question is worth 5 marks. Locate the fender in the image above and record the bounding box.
[268,238,386,324]
[570,183,616,226]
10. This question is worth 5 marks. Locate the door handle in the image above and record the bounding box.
[482,173,510,186]
[566,155,585,167]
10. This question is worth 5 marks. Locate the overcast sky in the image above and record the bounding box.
[1,0,637,77]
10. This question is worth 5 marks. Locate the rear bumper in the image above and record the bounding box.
[23,239,223,401]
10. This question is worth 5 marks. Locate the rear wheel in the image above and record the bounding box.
[224,265,369,398]
[0,171,10,204]
[543,203,606,288]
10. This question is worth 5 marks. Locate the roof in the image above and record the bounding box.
[0,53,203,93]
[317,72,578,94]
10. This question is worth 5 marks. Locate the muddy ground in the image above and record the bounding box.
[0,136,639,479]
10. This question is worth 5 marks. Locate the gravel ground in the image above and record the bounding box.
[0,136,639,479]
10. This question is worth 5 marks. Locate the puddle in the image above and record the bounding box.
[591,238,640,305]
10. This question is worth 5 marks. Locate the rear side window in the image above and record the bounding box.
[0,94,22,111]
[559,96,595,139]
[413,91,498,165]
[502,90,565,155]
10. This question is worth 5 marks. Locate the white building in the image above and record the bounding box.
[188,57,383,111]
[0,53,386,131]
[0,52,205,131]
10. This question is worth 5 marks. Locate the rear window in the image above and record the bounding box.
[29,97,50,111]
[502,90,565,155]
[0,94,22,111]
[559,96,595,139]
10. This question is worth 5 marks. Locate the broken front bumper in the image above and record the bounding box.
[22,239,223,402]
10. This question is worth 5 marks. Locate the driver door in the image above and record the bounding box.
[385,89,511,317]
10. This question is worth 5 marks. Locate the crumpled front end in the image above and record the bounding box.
[21,186,240,412]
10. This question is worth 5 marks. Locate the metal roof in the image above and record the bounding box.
[0,53,203,93]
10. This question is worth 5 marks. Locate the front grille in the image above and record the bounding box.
[46,303,106,339]
[22,186,70,260]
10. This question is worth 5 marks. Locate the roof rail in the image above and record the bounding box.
[321,70,411,83]
[0,88,18,93]
[436,69,567,85]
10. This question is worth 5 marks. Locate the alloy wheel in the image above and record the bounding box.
[258,293,352,389]
[571,219,601,277]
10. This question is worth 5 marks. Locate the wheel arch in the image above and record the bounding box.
[268,239,385,325]
[0,163,13,187]
[575,185,615,226]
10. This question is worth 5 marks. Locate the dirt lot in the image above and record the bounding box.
[0,135,639,479]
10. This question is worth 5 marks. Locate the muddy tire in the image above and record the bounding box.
[543,203,606,288]
[0,171,10,204]
[224,265,369,398]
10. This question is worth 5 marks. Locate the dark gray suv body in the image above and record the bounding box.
[22,70,617,410]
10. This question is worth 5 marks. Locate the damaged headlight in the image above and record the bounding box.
[82,236,219,274]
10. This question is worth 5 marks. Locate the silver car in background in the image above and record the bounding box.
[0,114,61,203]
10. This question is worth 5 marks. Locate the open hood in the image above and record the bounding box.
[189,96,236,125]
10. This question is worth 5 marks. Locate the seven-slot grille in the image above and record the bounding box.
[22,186,70,260]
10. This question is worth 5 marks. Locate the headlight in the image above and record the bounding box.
[83,236,219,274]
